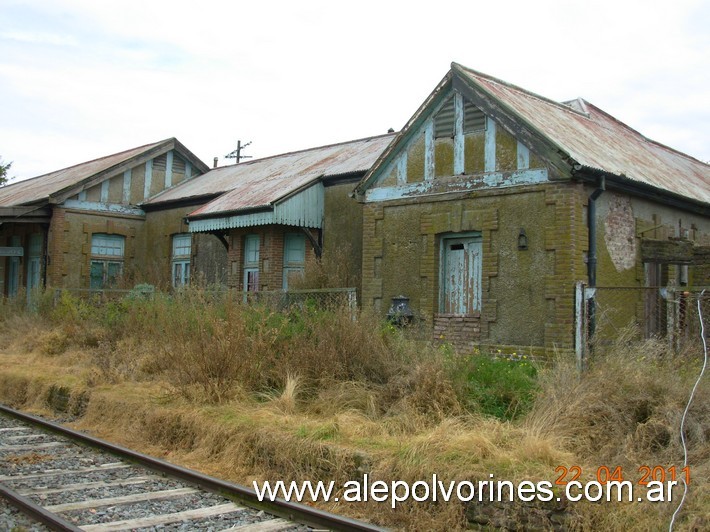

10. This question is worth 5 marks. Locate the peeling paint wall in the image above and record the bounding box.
[595,190,710,288]
[371,104,547,198]
[407,134,425,183]
[603,193,636,272]
[72,151,199,206]
[495,127,518,172]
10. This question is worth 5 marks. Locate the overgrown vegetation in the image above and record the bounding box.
[1,289,708,530]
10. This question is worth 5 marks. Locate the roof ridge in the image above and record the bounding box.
[218,132,397,169]
[5,138,172,187]
[452,62,591,119]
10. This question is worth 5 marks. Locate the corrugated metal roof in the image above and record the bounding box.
[170,133,394,218]
[0,138,205,207]
[189,183,324,232]
[453,64,710,204]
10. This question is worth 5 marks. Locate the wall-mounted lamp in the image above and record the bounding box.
[517,228,528,251]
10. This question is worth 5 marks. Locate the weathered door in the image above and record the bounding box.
[441,236,482,314]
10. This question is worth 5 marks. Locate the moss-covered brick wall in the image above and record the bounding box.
[463,132,485,174]
[41,203,227,290]
[144,206,227,287]
[434,138,454,177]
[45,207,144,288]
[323,182,363,289]
[192,234,228,286]
[362,182,587,353]
[589,191,710,339]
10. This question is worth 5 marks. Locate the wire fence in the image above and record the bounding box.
[576,283,710,365]
[49,286,358,313]
[227,287,358,312]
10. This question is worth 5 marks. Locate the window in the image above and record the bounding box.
[243,234,260,292]
[463,101,486,133]
[434,97,455,138]
[434,95,486,139]
[90,234,124,289]
[172,234,191,287]
[439,234,482,314]
[282,233,306,289]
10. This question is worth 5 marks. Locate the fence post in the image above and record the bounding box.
[575,281,586,372]
[348,288,357,321]
[666,287,677,353]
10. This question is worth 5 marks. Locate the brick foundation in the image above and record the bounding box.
[433,313,481,353]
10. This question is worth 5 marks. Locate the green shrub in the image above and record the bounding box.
[448,352,538,420]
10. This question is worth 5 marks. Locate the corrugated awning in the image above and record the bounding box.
[189,183,324,232]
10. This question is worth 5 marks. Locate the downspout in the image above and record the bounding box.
[587,176,605,341]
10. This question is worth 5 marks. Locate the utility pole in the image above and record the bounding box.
[225,140,252,164]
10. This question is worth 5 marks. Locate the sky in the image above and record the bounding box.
[0,0,708,182]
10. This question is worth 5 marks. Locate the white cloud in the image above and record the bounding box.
[1,0,708,179]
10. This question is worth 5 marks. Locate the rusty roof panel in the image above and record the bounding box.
[149,134,394,217]
[455,65,710,204]
[0,140,170,207]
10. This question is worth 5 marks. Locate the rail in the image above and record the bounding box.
[0,403,385,532]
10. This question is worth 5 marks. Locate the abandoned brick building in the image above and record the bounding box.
[1,62,709,355]
[0,134,394,299]
[0,138,216,298]
[353,63,710,354]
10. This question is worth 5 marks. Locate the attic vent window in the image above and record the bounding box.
[435,97,486,138]
[463,101,486,133]
[434,97,455,138]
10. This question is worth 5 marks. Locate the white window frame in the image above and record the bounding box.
[171,233,192,287]
[243,234,260,292]
[90,233,124,289]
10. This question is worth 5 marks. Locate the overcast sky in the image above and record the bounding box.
[1,0,708,181]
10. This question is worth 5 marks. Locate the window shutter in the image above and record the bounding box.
[463,101,486,133]
[434,97,455,138]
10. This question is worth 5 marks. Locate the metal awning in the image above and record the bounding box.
[189,183,324,233]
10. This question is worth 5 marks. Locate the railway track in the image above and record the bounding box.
[0,404,384,532]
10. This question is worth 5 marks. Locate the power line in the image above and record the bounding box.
[225,140,252,164]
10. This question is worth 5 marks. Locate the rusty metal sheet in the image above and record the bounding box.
[0,140,168,207]
[156,133,395,217]
[456,65,710,204]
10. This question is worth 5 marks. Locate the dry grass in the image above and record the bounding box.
[290,244,360,290]
[1,293,708,530]
[525,332,710,530]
